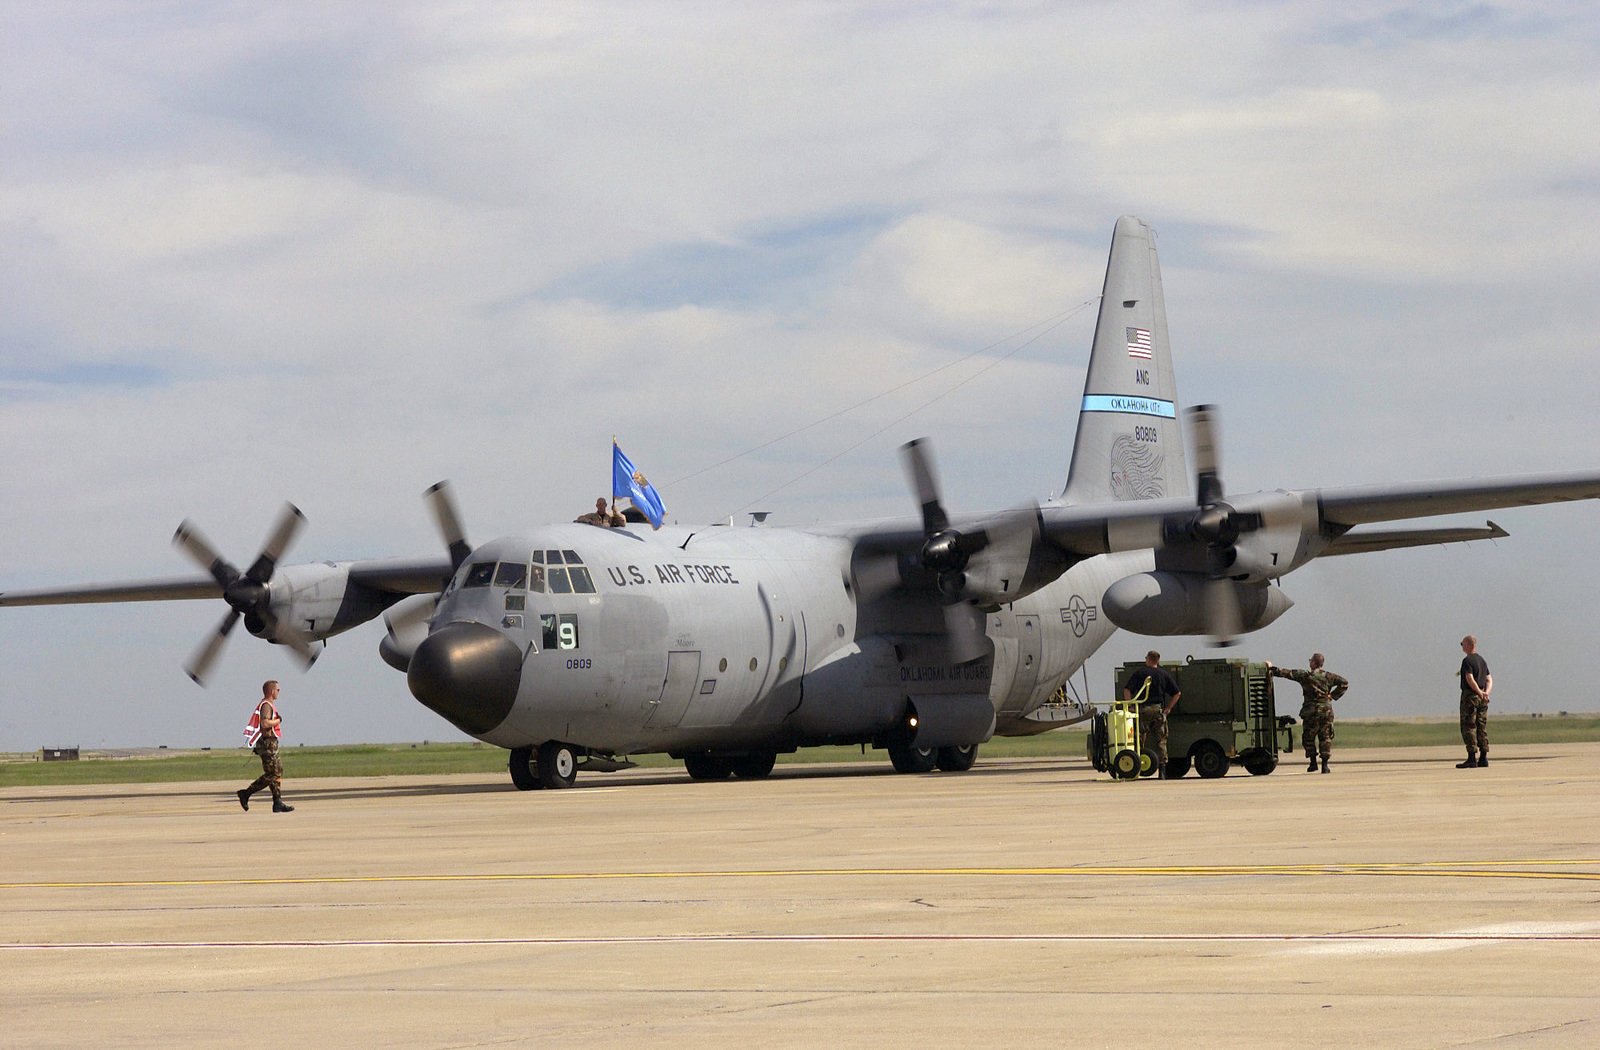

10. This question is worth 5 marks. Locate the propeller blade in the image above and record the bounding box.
[942,601,992,665]
[269,614,321,669]
[185,609,242,686]
[1200,577,1243,648]
[850,551,907,603]
[172,520,240,588]
[1186,404,1223,506]
[424,480,473,571]
[245,503,307,583]
[900,439,949,534]
[384,593,438,636]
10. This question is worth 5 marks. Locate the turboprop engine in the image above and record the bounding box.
[1102,571,1294,637]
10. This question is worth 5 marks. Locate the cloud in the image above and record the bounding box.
[2,2,1598,750]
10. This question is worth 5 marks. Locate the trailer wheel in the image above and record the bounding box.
[1111,748,1140,780]
[1242,750,1278,776]
[1138,749,1159,777]
[1087,714,1109,772]
[1193,741,1230,779]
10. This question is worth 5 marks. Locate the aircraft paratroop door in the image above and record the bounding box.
[989,611,1042,715]
[646,650,701,728]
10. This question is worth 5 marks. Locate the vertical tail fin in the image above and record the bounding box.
[1059,216,1188,505]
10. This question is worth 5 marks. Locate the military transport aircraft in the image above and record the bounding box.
[5,216,1599,789]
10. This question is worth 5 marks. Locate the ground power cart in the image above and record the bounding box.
[1092,657,1295,779]
[1085,694,1145,780]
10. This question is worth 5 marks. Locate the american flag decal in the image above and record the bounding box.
[1126,327,1153,359]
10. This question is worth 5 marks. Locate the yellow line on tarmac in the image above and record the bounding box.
[5,860,1599,891]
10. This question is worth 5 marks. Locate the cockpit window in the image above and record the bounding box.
[494,561,527,589]
[464,562,496,588]
[524,550,591,592]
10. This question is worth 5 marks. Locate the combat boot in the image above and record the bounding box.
[1456,753,1478,768]
[1307,757,1317,773]
[272,800,295,813]
[1320,757,1329,774]
[236,788,251,811]
[1477,752,1488,767]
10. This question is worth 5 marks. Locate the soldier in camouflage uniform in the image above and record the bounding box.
[1456,635,1492,768]
[1267,654,1349,774]
[237,680,294,813]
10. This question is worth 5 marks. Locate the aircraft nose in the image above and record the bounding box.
[407,621,523,735]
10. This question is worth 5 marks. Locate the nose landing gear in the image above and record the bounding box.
[507,741,580,790]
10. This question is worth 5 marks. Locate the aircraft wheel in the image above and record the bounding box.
[1138,748,1160,777]
[684,751,732,780]
[1193,741,1230,779]
[887,741,939,773]
[730,750,777,779]
[508,746,540,791]
[935,743,978,772]
[1110,748,1140,780]
[1165,757,1192,779]
[536,741,578,789]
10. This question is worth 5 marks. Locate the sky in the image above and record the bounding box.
[3,2,1598,753]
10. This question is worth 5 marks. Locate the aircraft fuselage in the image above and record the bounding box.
[405,522,1146,760]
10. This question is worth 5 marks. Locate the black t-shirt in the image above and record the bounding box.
[1125,665,1179,705]
[1460,653,1489,698]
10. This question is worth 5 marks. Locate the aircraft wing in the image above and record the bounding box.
[1313,470,1600,525]
[1033,471,1600,558]
[0,555,453,608]
[0,576,221,606]
[344,555,454,594]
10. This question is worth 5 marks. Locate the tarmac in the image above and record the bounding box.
[4,742,1599,1049]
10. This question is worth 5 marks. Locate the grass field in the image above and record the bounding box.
[3,715,1597,787]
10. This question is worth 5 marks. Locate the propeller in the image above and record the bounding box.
[379,592,440,672]
[1176,405,1256,647]
[423,480,473,575]
[898,439,1039,663]
[172,504,319,685]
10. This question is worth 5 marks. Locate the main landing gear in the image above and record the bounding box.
[683,749,779,781]
[885,741,979,774]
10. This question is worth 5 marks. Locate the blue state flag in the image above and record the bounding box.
[612,441,667,529]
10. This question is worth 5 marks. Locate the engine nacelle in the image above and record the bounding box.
[1102,571,1294,636]
[260,562,399,644]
